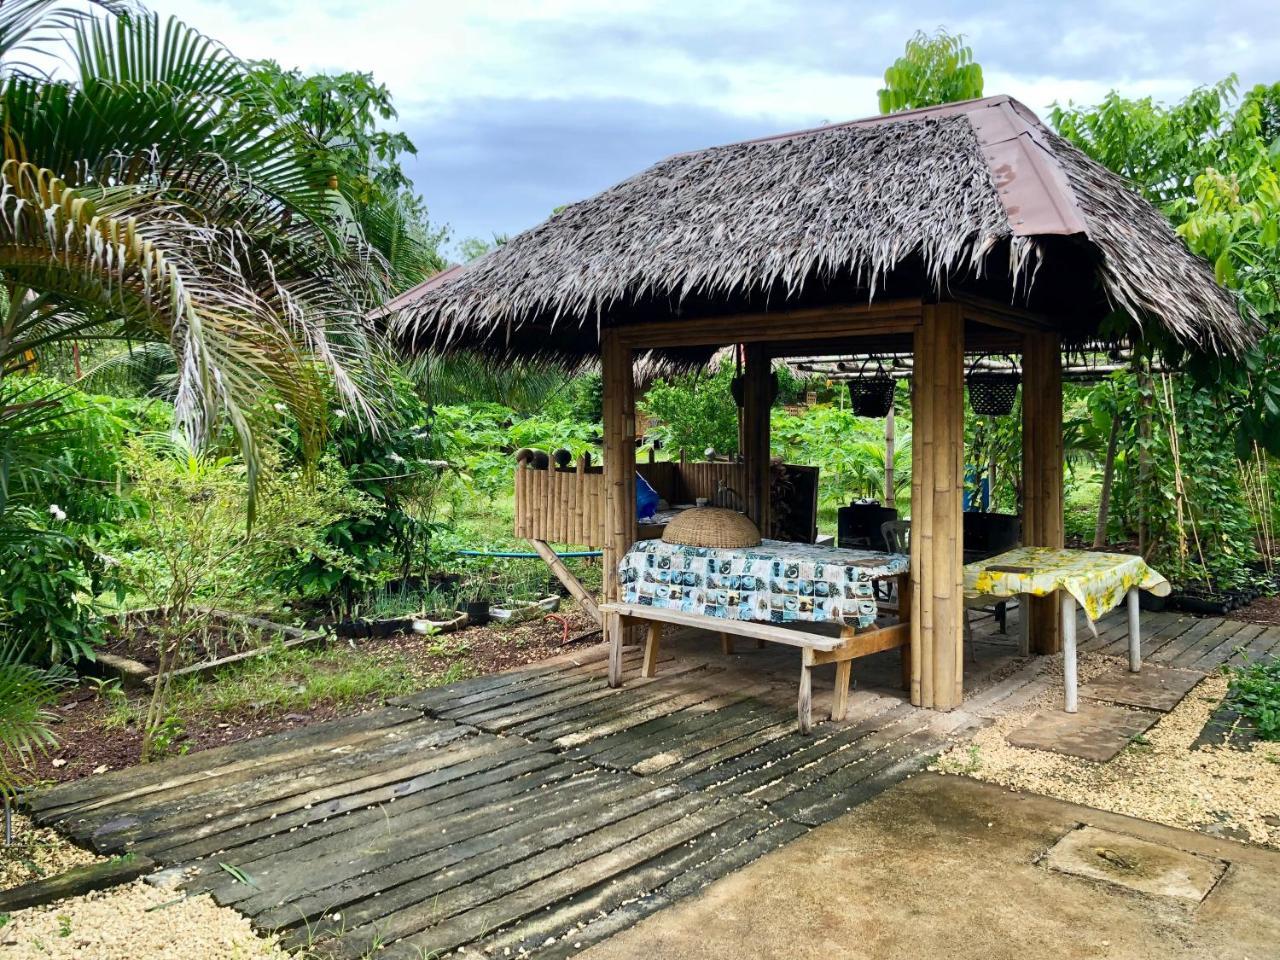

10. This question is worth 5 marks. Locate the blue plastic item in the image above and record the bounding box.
[636,471,660,520]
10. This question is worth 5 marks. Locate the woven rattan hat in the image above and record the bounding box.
[662,507,761,549]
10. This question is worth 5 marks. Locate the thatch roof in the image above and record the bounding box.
[391,96,1252,361]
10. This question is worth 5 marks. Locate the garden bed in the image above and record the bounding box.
[96,608,322,689]
[27,604,598,786]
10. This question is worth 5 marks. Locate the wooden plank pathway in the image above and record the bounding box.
[27,609,1278,959]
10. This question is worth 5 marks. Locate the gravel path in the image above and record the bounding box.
[0,880,287,959]
[1,814,101,890]
[936,654,1280,846]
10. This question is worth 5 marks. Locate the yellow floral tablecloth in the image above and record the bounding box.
[964,546,1171,624]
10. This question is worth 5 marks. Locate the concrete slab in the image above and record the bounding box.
[579,775,1280,960]
[1005,702,1160,761]
[1043,825,1226,903]
[1079,664,1204,712]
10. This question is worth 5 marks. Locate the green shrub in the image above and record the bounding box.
[1226,656,1280,741]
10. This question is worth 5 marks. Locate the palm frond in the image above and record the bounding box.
[0,637,68,798]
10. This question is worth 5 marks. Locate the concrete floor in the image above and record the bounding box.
[580,774,1280,960]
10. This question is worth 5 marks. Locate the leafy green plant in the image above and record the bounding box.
[0,641,67,799]
[878,29,984,114]
[1225,656,1280,741]
[120,436,370,760]
[642,366,741,456]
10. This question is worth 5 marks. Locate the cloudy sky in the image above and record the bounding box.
[152,0,1276,256]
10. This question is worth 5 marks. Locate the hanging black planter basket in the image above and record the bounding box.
[967,354,1021,416]
[847,358,895,418]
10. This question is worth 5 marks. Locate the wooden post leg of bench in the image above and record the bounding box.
[755,637,766,649]
[798,654,814,734]
[607,611,625,688]
[720,631,734,655]
[642,622,662,678]
[831,659,852,722]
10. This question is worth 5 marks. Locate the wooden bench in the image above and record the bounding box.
[600,573,911,733]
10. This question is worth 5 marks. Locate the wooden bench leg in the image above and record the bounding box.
[798,655,813,734]
[607,612,625,688]
[720,631,734,655]
[642,622,662,678]
[831,659,852,722]
[755,637,766,649]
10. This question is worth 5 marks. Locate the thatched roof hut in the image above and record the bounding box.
[392,96,1251,362]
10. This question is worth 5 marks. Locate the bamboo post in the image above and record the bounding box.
[742,344,772,533]
[602,330,637,687]
[909,303,965,710]
[1022,329,1064,654]
[529,539,601,625]
[884,398,896,508]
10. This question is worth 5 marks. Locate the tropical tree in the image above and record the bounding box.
[1052,79,1280,584]
[877,28,984,114]
[0,2,389,494]
[251,63,447,292]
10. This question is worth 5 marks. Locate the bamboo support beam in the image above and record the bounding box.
[528,539,601,625]
[909,303,965,710]
[602,330,637,687]
[1022,329,1065,654]
[742,343,771,534]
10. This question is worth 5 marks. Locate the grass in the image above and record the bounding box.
[103,638,473,732]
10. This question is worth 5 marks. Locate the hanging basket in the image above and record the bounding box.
[967,354,1021,416]
[847,358,895,418]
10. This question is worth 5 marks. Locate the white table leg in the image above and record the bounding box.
[1061,593,1078,713]
[1127,586,1141,673]
[1017,593,1031,657]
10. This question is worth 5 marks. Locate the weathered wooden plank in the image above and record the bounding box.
[456,661,698,732]
[711,706,921,803]
[29,706,420,819]
[628,706,789,777]
[428,650,645,718]
[470,810,780,958]
[154,742,559,864]
[0,854,155,912]
[572,692,772,770]
[245,771,657,925]
[1185,621,1265,671]
[366,798,743,960]
[550,675,754,749]
[87,723,473,852]
[301,792,712,955]
[127,730,527,857]
[777,731,943,826]
[526,817,811,960]
[1225,624,1280,666]
[1148,616,1228,665]
[507,665,719,741]
[179,752,584,893]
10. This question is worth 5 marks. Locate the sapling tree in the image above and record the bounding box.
[121,437,373,760]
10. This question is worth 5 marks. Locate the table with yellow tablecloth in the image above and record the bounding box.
[964,547,1171,712]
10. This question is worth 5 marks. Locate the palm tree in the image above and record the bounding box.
[0,2,389,496]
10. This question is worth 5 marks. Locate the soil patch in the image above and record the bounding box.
[25,605,598,787]
[1234,593,1280,627]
